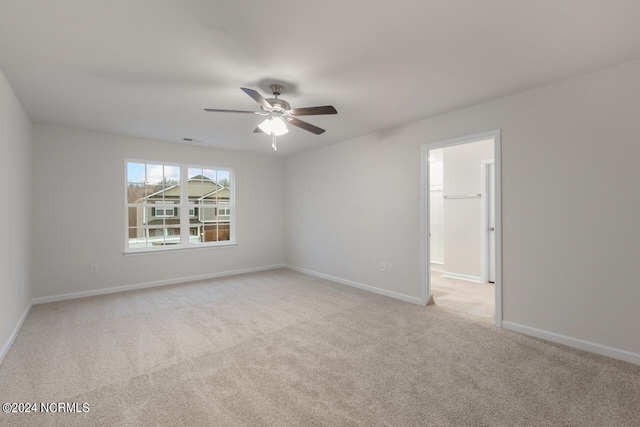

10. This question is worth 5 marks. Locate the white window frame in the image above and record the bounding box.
[124,159,236,253]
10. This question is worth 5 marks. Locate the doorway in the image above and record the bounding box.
[420,130,502,326]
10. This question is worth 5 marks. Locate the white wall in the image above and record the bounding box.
[285,59,640,356]
[32,125,285,298]
[428,149,444,266]
[0,69,33,358]
[442,139,494,279]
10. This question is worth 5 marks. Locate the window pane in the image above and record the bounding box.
[146,164,164,185]
[128,207,142,228]
[202,224,218,242]
[164,165,180,184]
[188,167,202,180]
[200,204,215,222]
[128,226,149,248]
[146,217,180,247]
[142,183,158,201]
[165,227,181,246]
[144,206,153,224]
[127,183,146,204]
[189,224,204,244]
[127,163,145,183]
[159,184,180,203]
[218,174,231,206]
[146,187,160,205]
[217,206,231,219]
[202,169,217,204]
[218,224,230,242]
[217,170,230,188]
[188,227,199,244]
[203,168,217,182]
[188,168,204,202]
[147,227,164,247]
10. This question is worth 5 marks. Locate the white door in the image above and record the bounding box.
[488,162,496,283]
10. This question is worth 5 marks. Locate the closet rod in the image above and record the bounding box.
[443,193,481,199]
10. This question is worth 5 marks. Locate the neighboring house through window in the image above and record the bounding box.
[126,162,234,251]
[154,202,175,218]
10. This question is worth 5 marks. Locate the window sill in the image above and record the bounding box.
[123,241,237,256]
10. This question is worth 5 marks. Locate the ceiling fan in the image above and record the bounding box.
[205,84,337,151]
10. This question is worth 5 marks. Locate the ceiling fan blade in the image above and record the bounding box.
[241,87,273,110]
[289,105,337,116]
[253,126,265,134]
[204,108,265,114]
[287,117,325,135]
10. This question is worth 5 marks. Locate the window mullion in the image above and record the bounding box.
[180,166,189,245]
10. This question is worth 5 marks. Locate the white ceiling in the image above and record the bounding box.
[1,1,640,155]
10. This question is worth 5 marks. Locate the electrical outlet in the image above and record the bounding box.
[90,263,98,273]
[380,262,386,272]
[388,263,394,273]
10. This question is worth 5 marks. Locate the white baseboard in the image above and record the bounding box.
[32,264,286,305]
[442,271,483,283]
[502,321,640,366]
[285,264,423,305]
[430,261,444,271]
[0,299,33,366]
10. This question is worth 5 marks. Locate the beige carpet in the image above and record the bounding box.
[431,271,495,319]
[1,269,639,426]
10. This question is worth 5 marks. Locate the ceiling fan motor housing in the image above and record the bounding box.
[266,98,290,112]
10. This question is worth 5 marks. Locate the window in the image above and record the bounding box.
[188,167,233,244]
[126,161,234,251]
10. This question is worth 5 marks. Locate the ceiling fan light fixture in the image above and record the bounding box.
[258,116,288,136]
